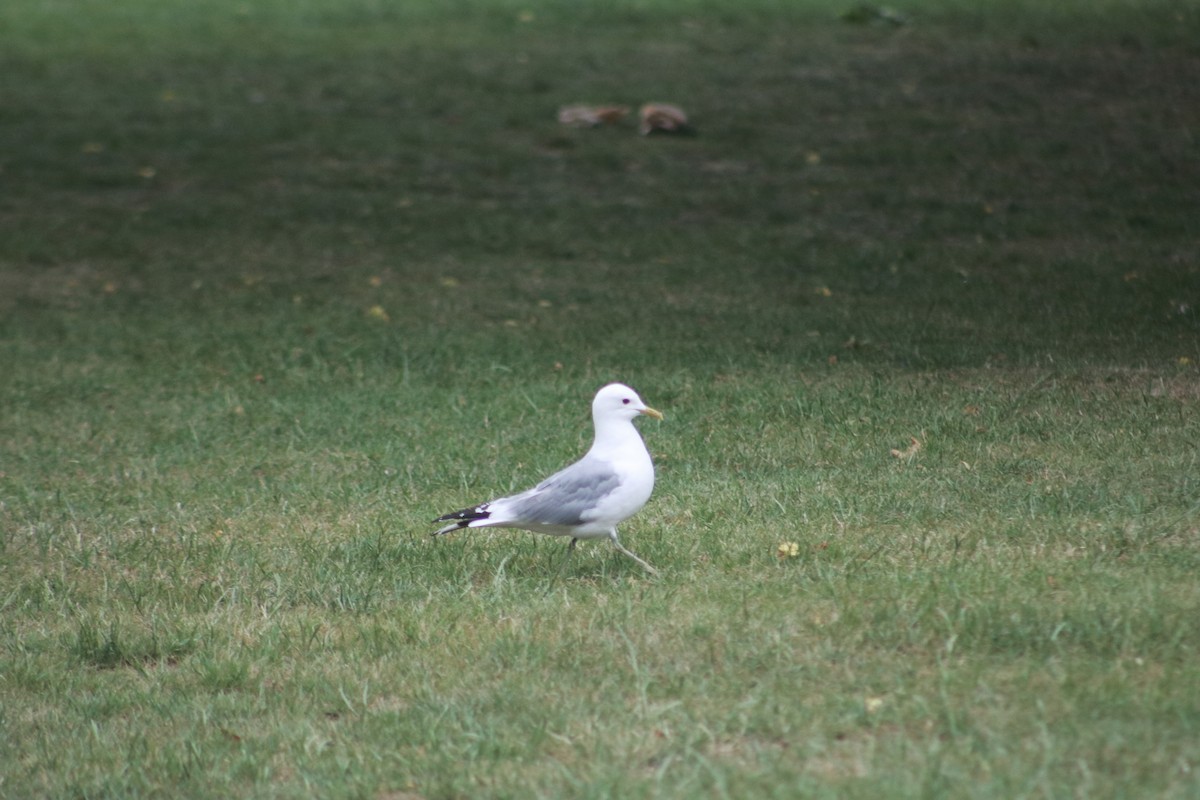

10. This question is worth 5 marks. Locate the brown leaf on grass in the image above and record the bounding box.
[557,104,630,127]
[639,103,688,135]
[890,436,922,459]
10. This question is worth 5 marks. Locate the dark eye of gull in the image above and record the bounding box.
[622,398,631,404]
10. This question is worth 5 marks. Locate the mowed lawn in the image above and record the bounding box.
[1,0,1198,797]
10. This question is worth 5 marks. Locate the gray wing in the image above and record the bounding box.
[505,457,621,528]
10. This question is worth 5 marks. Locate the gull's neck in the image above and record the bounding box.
[588,415,644,458]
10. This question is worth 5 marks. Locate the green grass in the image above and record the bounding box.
[2,0,1199,797]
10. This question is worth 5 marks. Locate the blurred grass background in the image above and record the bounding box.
[1,0,1198,797]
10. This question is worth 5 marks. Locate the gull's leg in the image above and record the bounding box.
[550,537,579,584]
[609,530,659,576]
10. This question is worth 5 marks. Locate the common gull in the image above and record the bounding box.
[433,383,663,575]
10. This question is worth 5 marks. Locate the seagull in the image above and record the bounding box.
[433,383,663,575]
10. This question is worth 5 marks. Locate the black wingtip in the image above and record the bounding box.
[431,504,492,537]
[434,504,491,524]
